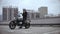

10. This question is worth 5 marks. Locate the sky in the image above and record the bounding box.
[0,0,60,15]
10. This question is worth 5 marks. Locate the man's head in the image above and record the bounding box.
[23,9,26,13]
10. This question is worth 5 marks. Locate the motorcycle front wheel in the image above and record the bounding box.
[9,21,16,30]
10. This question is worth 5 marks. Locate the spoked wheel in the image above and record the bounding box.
[9,21,16,30]
[25,23,30,29]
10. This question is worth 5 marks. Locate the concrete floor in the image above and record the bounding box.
[0,25,60,34]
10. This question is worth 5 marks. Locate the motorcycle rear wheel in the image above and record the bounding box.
[25,23,30,29]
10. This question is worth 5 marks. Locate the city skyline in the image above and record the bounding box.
[0,0,60,15]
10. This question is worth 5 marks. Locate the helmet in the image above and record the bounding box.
[23,9,26,11]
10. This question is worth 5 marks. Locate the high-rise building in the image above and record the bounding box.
[38,7,48,18]
[3,7,18,21]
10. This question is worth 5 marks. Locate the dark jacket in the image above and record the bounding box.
[23,12,27,20]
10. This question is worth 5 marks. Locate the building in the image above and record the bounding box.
[30,12,40,19]
[23,7,48,20]
[38,7,48,18]
[0,15,2,21]
[26,10,40,19]
[58,14,60,17]
[2,7,18,21]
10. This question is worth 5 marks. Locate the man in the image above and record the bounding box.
[19,9,27,28]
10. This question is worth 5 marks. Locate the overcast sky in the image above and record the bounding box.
[0,0,60,15]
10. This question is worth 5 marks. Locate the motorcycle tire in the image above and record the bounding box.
[25,23,30,29]
[9,21,16,30]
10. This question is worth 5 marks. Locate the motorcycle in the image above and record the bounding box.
[9,14,31,30]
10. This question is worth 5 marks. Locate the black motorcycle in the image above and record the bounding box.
[9,14,31,30]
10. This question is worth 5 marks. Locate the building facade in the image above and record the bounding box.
[30,12,40,19]
[26,10,40,19]
[3,7,18,21]
[38,7,48,18]
[26,7,48,19]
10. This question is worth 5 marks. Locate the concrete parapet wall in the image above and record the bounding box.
[0,18,60,24]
